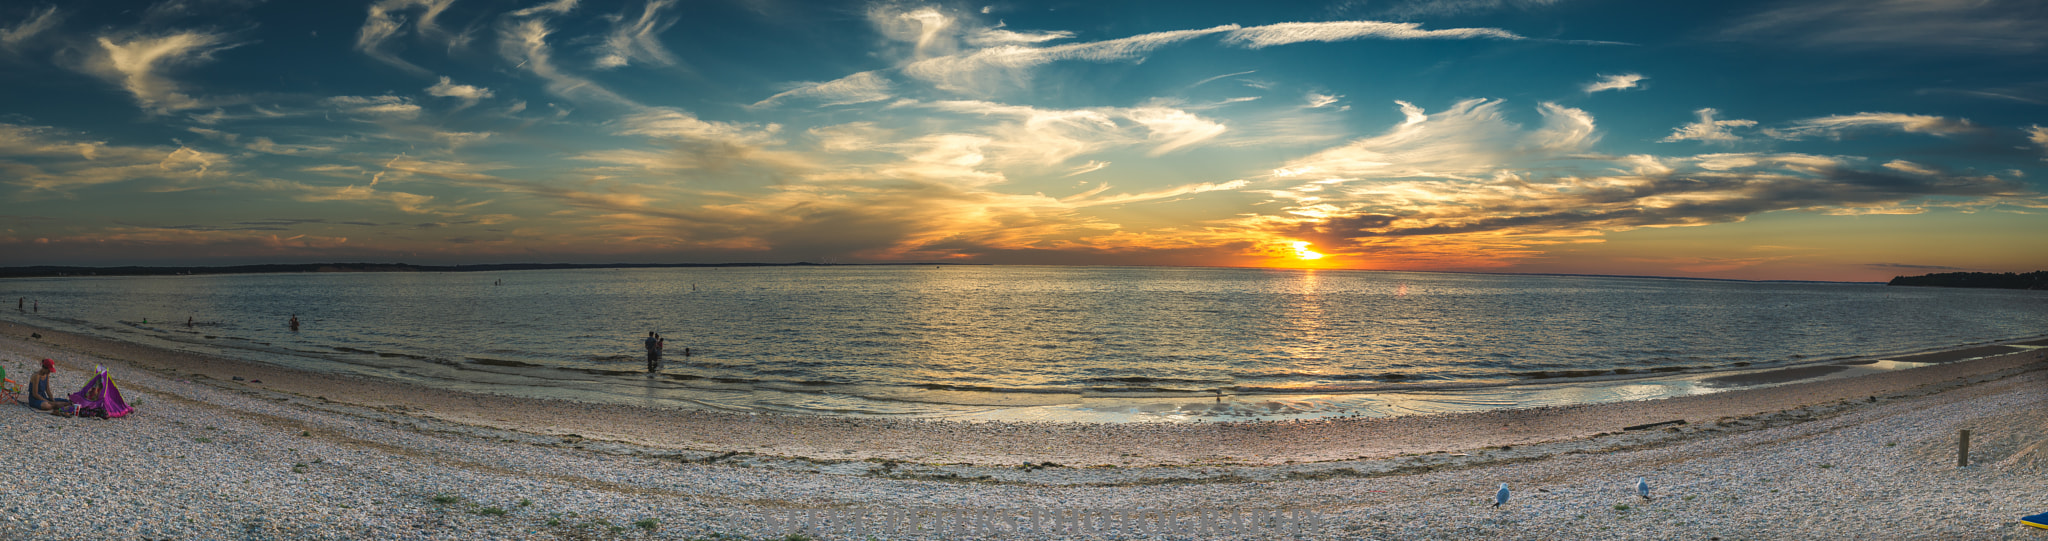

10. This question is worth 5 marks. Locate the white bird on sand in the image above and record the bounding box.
[1494,483,1510,507]
[1637,477,1651,500]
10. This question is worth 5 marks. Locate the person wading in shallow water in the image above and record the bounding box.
[289,314,300,331]
[645,332,664,374]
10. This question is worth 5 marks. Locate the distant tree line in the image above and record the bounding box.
[1888,271,2048,290]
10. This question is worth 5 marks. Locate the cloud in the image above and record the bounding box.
[965,27,1074,47]
[903,25,1236,94]
[1364,0,1567,18]
[324,95,423,119]
[426,76,494,107]
[1062,160,1109,177]
[1660,108,1756,143]
[497,17,633,106]
[1222,21,1522,48]
[0,123,232,194]
[1582,73,1643,93]
[1306,92,1344,109]
[592,0,681,70]
[749,71,893,109]
[916,100,1228,164]
[1531,102,1598,151]
[1274,99,1582,181]
[1063,179,1250,207]
[356,0,461,76]
[86,31,237,114]
[2029,125,2048,160]
[511,0,579,17]
[1722,0,2047,54]
[613,108,779,146]
[884,13,1523,95]
[867,4,962,59]
[1865,262,1967,271]
[1247,150,2034,265]
[1767,113,1975,140]
[1,5,61,52]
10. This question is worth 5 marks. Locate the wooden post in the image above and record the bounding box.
[1958,429,1971,468]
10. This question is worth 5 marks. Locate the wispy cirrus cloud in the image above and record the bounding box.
[888,11,1525,95]
[750,71,893,109]
[1660,108,1755,144]
[2027,125,2048,160]
[1273,99,1593,181]
[1,5,61,52]
[84,31,238,114]
[1357,0,1567,19]
[1582,73,1643,93]
[966,26,1074,47]
[1766,112,1975,140]
[356,0,462,76]
[1721,0,2047,54]
[1221,21,1522,48]
[914,99,1228,164]
[0,123,231,195]
[592,0,681,70]
[903,25,1236,94]
[425,76,494,108]
[497,15,632,106]
[323,95,424,120]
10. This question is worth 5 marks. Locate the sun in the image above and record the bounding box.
[1290,241,1325,260]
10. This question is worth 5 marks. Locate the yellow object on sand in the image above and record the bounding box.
[2022,512,2048,529]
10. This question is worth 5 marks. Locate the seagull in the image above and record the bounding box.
[1494,483,1510,507]
[1637,477,1651,500]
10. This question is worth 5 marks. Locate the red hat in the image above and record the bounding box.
[41,358,55,371]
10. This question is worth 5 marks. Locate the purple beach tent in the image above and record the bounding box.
[68,366,133,418]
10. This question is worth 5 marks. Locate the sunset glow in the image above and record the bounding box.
[1,1,2044,281]
[1291,242,1326,261]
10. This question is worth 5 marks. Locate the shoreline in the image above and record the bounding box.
[5,318,2047,539]
[4,318,2042,468]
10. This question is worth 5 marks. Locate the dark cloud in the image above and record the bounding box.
[1865,263,1967,271]
[1264,158,2035,248]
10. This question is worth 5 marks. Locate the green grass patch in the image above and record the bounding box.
[475,506,508,517]
[1614,504,1631,511]
[635,518,659,530]
[193,437,212,443]
[431,494,462,504]
[518,498,532,507]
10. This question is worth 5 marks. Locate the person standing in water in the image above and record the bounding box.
[645,332,663,374]
[289,314,300,331]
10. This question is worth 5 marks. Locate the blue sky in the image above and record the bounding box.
[1,0,2044,280]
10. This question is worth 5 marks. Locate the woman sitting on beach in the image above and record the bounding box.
[27,359,72,411]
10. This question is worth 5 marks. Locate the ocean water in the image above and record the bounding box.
[2,266,2042,421]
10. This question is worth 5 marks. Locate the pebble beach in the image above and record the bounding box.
[2,319,2045,540]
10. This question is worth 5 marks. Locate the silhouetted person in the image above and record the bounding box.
[186,316,194,327]
[645,332,663,374]
[289,314,300,331]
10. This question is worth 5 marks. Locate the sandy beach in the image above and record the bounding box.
[2,319,2044,539]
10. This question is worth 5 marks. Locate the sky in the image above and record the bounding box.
[1,0,2045,281]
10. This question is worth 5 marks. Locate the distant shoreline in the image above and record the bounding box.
[0,261,989,279]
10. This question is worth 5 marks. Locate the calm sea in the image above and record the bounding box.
[3,266,2042,421]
